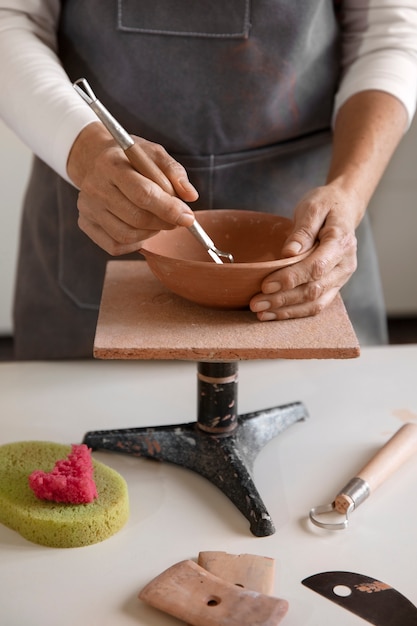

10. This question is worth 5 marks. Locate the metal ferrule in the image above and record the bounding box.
[338,477,370,509]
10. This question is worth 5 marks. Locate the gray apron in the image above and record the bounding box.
[13,0,387,359]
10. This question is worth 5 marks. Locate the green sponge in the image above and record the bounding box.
[0,441,129,548]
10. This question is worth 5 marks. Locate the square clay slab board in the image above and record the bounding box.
[93,261,360,361]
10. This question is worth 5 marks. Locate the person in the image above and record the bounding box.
[0,1,416,359]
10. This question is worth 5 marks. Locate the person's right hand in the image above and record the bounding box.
[67,122,198,255]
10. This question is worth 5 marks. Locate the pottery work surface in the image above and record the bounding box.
[93,261,360,361]
[140,210,315,309]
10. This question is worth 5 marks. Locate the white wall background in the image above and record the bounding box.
[0,117,416,335]
[368,117,417,315]
[0,121,31,334]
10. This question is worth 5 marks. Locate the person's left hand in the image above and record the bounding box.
[249,184,360,321]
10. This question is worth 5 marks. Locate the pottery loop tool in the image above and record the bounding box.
[187,219,234,264]
[72,78,234,265]
[309,422,417,530]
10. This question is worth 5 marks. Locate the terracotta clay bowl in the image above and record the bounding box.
[140,209,314,309]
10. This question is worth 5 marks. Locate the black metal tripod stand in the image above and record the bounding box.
[84,360,307,536]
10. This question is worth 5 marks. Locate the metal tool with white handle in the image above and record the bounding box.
[73,78,234,264]
[309,423,417,530]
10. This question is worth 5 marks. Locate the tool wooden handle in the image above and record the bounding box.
[357,422,417,488]
[124,143,176,196]
[198,551,276,596]
[139,560,288,626]
[335,423,417,513]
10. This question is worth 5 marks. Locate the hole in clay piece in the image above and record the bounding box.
[235,583,245,588]
[207,596,221,606]
[333,585,352,598]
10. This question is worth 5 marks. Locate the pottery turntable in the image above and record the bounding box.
[83,260,360,537]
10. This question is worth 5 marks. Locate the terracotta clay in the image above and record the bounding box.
[93,261,360,361]
[140,210,316,309]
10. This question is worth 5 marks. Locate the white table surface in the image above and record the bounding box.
[1,345,417,625]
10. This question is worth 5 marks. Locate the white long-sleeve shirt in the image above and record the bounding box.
[1,0,417,183]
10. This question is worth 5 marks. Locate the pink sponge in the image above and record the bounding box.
[29,444,98,504]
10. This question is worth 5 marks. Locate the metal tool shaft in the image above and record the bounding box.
[73,79,134,150]
[73,78,234,264]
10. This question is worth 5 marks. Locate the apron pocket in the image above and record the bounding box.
[117,0,251,38]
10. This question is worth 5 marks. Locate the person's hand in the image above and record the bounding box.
[67,122,198,255]
[250,184,359,321]
[250,89,408,323]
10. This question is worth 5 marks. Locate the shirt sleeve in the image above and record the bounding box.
[1,1,417,183]
[334,0,417,128]
[0,0,97,183]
